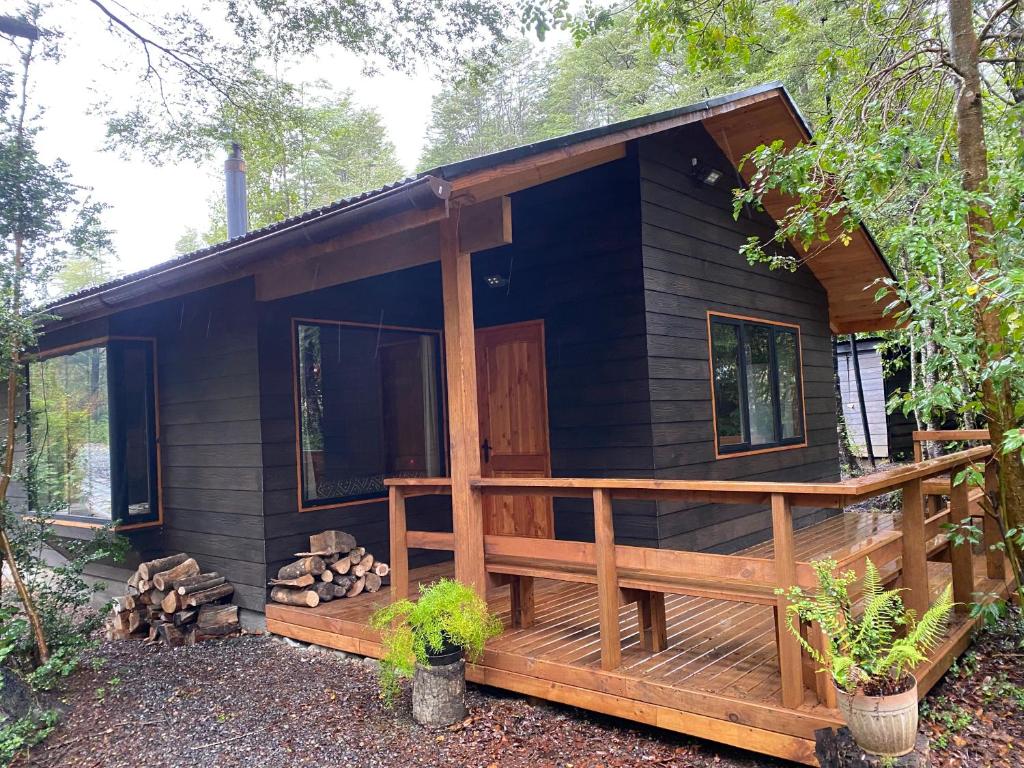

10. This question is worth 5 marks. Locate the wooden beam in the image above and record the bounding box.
[900,478,930,619]
[771,494,803,709]
[255,222,441,301]
[454,144,627,204]
[388,486,409,602]
[254,196,512,301]
[439,215,487,596]
[459,196,512,252]
[593,488,621,671]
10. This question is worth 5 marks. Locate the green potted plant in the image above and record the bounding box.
[370,579,502,713]
[781,558,954,757]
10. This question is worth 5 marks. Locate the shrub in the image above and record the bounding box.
[780,558,954,695]
[370,579,502,705]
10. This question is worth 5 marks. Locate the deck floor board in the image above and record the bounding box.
[266,511,1010,765]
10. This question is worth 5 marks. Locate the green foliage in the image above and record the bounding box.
[370,579,502,705]
[2,507,128,683]
[920,696,974,749]
[157,73,405,249]
[0,708,59,767]
[781,559,954,693]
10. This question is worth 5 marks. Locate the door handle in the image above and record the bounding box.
[481,438,491,463]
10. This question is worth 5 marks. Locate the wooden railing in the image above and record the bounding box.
[385,444,999,712]
[912,428,990,462]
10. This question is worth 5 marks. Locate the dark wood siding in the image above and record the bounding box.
[638,126,841,553]
[109,280,267,610]
[257,265,451,587]
[257,154,655,582]
[472,153,655,545]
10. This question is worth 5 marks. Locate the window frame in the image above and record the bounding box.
[706,312,808,459]
[25,336,163,531]
[291,317,448,513]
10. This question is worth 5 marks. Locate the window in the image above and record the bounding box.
[709,314,805,455]
[294,320,446,508]
[27,339,160,525]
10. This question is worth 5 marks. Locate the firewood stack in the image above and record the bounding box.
[105,553,240,647]
[268,530,390,608]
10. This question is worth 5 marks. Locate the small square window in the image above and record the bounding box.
[27,339,160,525]
[709,314,805,456]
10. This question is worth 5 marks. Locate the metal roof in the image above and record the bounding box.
[42,81,893,320]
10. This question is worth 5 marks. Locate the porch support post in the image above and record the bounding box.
[439,213,488,597]
[771,493,803,709]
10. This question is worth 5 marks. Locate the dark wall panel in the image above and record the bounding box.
[638,126,841,553]
[108,279,267,611]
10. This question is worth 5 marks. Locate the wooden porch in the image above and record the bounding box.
[267,442,1014,766]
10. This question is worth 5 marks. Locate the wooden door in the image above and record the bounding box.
[475,320,554,538]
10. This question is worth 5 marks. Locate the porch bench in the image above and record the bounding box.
[485,553,776,654]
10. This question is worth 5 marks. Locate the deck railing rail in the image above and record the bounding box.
[385,441,998,711]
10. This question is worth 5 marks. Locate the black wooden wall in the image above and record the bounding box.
[29,127,846,614]
[106,280,268,610]
[257,264,451,592]
[471,153,656,545]
[637,126,840,553]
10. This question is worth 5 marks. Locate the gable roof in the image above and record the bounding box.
[44,82,896,333]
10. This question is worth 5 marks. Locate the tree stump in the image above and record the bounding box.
[815,727,930,768]
[412,660,467,727]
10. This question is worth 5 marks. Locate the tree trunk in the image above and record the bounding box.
[948,0,1024,553]
[0,37,49,660]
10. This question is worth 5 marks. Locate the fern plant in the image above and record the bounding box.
[781,558,954,695]
[370,579,502,706]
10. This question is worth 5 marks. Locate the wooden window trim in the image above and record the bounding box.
[26,335,164,531]
[291,317,448,513]
[706,311,809,460]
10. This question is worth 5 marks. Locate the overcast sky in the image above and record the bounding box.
[9,2,526,276]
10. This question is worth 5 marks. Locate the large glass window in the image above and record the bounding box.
[27,339,159,524]
[710,314,805,455]
[295,320,445,508]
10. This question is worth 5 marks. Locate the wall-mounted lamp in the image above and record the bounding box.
[690,157,723,186]
[484,274,509,289]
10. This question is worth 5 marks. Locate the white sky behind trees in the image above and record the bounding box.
[10,2,570,276]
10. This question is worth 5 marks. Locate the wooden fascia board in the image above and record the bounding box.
[253,196,513,302]
[449,89,785,204]
[703,96,902,330]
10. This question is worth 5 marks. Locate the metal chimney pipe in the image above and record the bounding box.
[224,142,248,240]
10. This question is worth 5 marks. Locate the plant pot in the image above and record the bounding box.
[413,659,467,726]
[835,678,919,757]
[424,638,464,667]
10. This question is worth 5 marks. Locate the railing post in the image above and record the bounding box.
[901,478,930,619]
[592,488,621,671]
[984,460,1005,580]
[948,468,975,614]
[771,493,803,709]
[388,486,409,602]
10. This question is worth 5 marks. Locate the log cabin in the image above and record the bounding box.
[17,82,1012,763]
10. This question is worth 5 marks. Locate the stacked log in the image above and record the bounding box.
[105,552,239,646]
[268,530,390,607]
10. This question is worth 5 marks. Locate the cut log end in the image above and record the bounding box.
[270,586,320,607]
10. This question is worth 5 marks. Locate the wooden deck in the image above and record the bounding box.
[267,510,1010,765]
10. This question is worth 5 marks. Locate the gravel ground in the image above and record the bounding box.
[16,634,776,768]
[922,609,1024,768]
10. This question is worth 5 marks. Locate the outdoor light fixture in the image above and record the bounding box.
[690,157,723,186]
[484,274,508,288]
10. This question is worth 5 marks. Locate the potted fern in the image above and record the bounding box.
[781,558,953,757]
[370,579,502,724]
